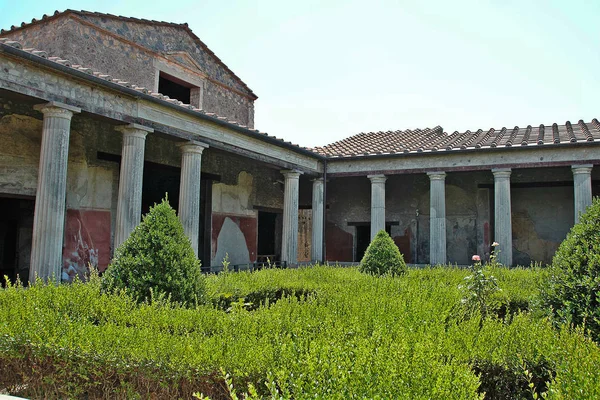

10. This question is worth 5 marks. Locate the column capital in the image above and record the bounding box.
[281,169,302,180]
[179,140,209,155]
[312,177,324,184]
[115,123,154,139]
[572,164,593,175]
[427,171,446,181]
[492,168,512,179]
[34,101,81,119]
[367,174,387,184]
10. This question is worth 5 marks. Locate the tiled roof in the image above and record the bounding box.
[0,9,257,99]
[0,38,310,153]
[312,122,600,158]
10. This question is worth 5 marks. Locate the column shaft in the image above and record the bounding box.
[178,142,208,257]
[572,164,593,223]
[311,178,324,262]
[428,172,447,265]
[368,175,387,240]
[114,124,153,249]
[493,168,513,266]
[281,170,302,265]
[30,102,80,283]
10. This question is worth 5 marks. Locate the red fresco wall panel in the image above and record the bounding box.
[62,209,111,281]
[211,213,258,263]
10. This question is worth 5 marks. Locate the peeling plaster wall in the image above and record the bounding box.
[207,150,284,267]
[510,167,575,266]
[325,168,582,266]
[0,96,117,280]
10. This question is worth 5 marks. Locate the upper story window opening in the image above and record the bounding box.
[158,71,194,104]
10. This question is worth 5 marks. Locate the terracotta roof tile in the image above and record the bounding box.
[311,121,600,158]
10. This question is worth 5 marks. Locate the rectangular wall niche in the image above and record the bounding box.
[158,72,196,105]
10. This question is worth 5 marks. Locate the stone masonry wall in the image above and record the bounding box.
[2,14,255,126]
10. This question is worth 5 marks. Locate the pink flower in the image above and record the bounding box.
[472,255,481,261]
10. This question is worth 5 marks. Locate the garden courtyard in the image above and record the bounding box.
[1,198,600,399]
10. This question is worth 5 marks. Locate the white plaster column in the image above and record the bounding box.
[29,102,81,283]
[572,164,593,223]
[493,168,513,266]
[428,172,447,265]
[114,124,153,249]
[178,141,209,257]
[368,174,387,240]
[281,170,302,265]
[311,178,324,262]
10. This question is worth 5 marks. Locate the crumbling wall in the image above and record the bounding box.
[0,96,117,280]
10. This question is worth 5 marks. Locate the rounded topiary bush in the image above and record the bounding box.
[541,197,600,341]
[359,230,407,276]
[101,197,205,306]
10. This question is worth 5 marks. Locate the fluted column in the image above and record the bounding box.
[428,172,447,265]
[572,164,593,223]
[493,168,513,266]
[178,141,208,257]
[368,174,387,240]
[30,101,81,283]
[114,124,153,249]
[281,170,302,265]
[311,178,324,262]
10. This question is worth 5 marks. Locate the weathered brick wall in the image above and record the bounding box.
[2,14,256,126]
[74,14,251,94]
[204,80,253,127]
[2,17,157,90]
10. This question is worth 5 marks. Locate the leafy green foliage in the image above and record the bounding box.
[461,258,501,321]
[541,197,600,342]
[359,230,407,276]
[101,197,205,306]
[1,266,599,398]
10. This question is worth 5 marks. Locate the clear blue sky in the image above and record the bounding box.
[1,0,599,147]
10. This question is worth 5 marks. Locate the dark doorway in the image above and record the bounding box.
[355,224,392,261]
[142,162,181,215]
[141,162,213,266]
[257,211,279,262]
[0,197,34,285]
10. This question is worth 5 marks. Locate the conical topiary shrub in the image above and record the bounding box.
[101,197,205,306]
[541,197,600,342]
[359,230,407,276]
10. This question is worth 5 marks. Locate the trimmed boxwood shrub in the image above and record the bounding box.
[101,197,205,306]
[541,197,600,342]
[359,230,407,276]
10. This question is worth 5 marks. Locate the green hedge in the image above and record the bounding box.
[1,266,599,399]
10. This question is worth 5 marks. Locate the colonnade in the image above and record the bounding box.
[26,101,595,279]
[365,165,594,266]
